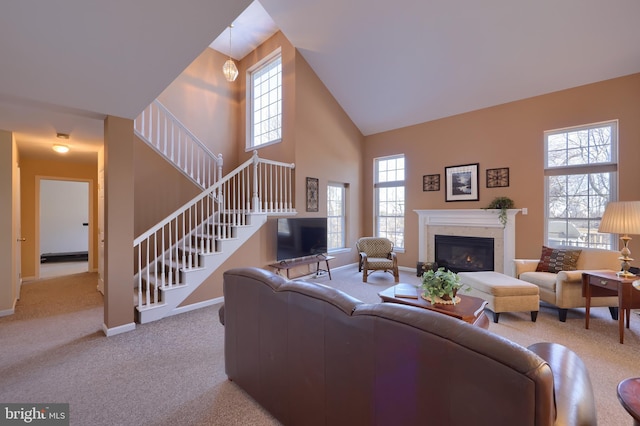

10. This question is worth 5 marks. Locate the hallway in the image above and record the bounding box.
[39,261,89,279]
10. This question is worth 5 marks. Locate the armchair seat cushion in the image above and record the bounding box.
[519,272,557,292]
[366,258,394,269]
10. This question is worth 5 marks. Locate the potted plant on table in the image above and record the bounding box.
[421,267,467,305]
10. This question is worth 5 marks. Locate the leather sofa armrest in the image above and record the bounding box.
[514,259,539,277]
[218,304,225,326]
[528,342,597,426]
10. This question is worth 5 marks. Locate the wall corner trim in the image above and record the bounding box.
[170,297,223,318]
[0,305,15,318]
[102,322,136,337]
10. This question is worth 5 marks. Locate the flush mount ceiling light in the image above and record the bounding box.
[52,144,70,153]
[222,24,239,82]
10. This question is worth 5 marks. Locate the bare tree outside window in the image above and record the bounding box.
[375,155,405,249]
[544,121,618,249]
[248,49,282,149]
[327,183,346,250]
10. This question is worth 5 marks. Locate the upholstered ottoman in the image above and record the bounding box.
[458,271,539,323]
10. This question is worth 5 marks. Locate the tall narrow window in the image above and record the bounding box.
[374,155,405,249]
[247,49,282,149]
[544,121,618,249]
[327,183,346,250]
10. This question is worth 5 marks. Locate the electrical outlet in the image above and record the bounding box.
[522,208,528,215]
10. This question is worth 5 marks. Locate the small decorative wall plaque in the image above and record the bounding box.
[306,177,319,212]
[423,174,440,192]
[486,167,509,188]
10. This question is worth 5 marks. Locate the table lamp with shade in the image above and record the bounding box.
[598,201,640,277]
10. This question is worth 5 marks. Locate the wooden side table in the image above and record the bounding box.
[583,271,640,344]
[618,378,640,425]
[269,255,334,280]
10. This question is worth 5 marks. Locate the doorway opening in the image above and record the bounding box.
[38,179,91,279]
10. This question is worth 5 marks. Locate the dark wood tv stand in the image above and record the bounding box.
[269,255,334,280]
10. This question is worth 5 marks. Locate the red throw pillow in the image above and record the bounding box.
[535,246,582,273]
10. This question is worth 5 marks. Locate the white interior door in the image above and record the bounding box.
[39,179,89,257]
[97,167,104,294]
[14,164,22,298]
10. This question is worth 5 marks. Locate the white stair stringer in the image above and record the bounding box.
[136,213,267,324]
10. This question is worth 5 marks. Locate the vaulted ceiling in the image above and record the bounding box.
[2,0,639,161]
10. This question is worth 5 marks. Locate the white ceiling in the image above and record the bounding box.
[210,1,279,60]
[0,0,252,161]
[2,0,640,161]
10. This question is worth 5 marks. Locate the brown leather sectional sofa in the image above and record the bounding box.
[220,267,597,426]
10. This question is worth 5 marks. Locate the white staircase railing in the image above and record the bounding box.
[134,151,295,311]
[134,99,222,189]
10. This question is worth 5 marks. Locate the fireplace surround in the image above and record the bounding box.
[415,209,520,276]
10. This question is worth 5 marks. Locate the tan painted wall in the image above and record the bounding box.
[104,116,135,330]
[292,52,364,268]
[181,34,364,305]
[0,131,15,313]
[19,156,98,279]
[157,47,239,168]
[363,73,640,269]
[133,137,201,236]
[12,136,20,304]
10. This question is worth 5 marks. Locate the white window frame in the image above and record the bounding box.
[327,183,347,252]
[543,120,618,250]
[374,154,405,251]
[246,48,282,150]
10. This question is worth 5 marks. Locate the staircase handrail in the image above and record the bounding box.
[134,99,223,189]
[134,151,294,246]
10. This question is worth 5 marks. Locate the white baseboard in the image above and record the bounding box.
[169,297,224,317]
[102,322,136,337]
[0,302,16,317]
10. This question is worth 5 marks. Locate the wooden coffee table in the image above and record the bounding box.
[378,284,489,329]
[618,378,640,425]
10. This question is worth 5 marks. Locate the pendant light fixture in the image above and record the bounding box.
[222,24,238,82]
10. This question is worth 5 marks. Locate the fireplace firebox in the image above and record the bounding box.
[435,235,494,273]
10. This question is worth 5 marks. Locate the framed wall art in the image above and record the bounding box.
[422,174,440,191]
[306,177,319,212]
[445,163,479,202]
[486,167,509,188]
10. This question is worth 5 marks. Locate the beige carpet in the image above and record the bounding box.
[1,267,639,425]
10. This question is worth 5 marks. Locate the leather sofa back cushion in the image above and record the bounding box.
[535,246,582,273]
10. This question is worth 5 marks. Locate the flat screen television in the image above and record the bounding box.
[276,217,328,261]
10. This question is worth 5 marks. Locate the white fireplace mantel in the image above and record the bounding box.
[414,209,521,276]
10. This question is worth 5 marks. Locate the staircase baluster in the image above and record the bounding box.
[200,199,204,254]
[137,246,142,309]
[162,113,167,156]
[160,227,165,289]
[132,143,296,321]
[145,240,150,306]
[154,233,159,304]
[167,222,173,287]
[181,211,186,271]
[175,218,180,285]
